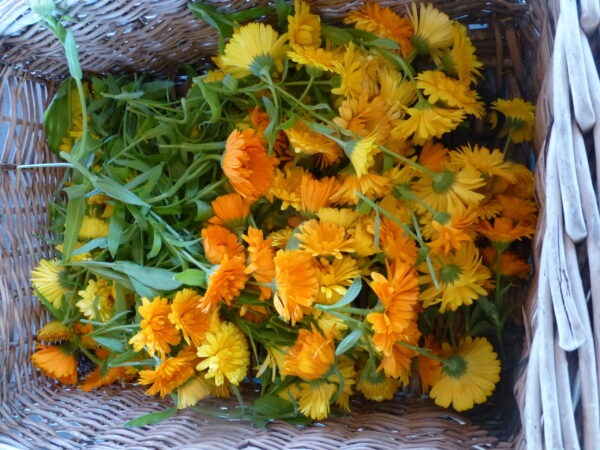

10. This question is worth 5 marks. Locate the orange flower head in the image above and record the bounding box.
[128,297,181,359]
[330,171,392,205]
[496,194,537,224]
[198,255,249,313]
[80,366,134,392]
[222,128,276,202]
[169,289,213,346]
[282,325,335,381]
[208,193,250,231]
[243,227,276,301]
[379,218,419,265]
[378,334,420,384]
[273,250,319,325]
[299,174,339,214]
[418,141,449,172]
[477,216,535,250]
[480,247,532,279]
[344,2,413,56]
[30,344,78,384]
[139,347,198,397]
[284,121,342,168]
[315,256,361,305]
[428,218,472,255]
[297,219,355,260]
[202,225,245,265]
[416,335,443,394]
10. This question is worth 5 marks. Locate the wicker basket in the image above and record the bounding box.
[1,0,598,448]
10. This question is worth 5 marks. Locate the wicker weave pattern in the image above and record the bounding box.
[3,0,599,448]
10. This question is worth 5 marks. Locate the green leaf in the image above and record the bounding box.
[108,205,126,258]
[188,2,233,37]
[317,277,362,310]
[174,269,207,287]
[62,196,86,261]
[101,91,144,100]
[198,81,222,123]
[112,261,182,291]
[148,223,163,259]
[252,394,294,419]
[125,408,177,427]
[477,296,501,327]
[44,78,76,154]
[64,30,82,80]
[95,177,149,206]
[321,24,353,45]
[335,328,363,356]
[108,349,138,368]
[93,336,126,352]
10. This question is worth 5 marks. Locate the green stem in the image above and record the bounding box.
[396,340,446,364]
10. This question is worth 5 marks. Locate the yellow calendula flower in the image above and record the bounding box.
[330,355,356,411]
[408,3,454,62]
[288,0,321,47]
[493,98,536,143]
[357,371,400,401]
[449,144,517,183]
[282,325,335,381]
[76,278,116,322]
[129,296,181,359]
[267,165,304,209]
[168,289,213,347]
[420,241,491,312]
[417,70,484,117]
[57,87,83,154]
[196,321,250,386]
[315,256,361,305]
[442,23,483,82]
[176,374,213,409]
[343,134,381,178]
[220,23,288,78]
[331,42,380,99]
[429,336,501,411]
[31,258,70,308]
[36,320,73,343]
[331,171,392,205]
[294,381,338,420]
[287,45,342,73]
[79,215,109,240]
[394,100,465,145]
[334,92,396,143]
[297,219,355,260]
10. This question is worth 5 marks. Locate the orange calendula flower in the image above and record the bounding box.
[481,247,532,279]
[283,325,335,381]
[80,366,134,392]
[288,0,321,47]
[299,174,338,214]
[243,227,276,300]
[168,289,213,346]
[344,1,413,56]
[285,121,342,168]
[330,171,392,205]
[222,128,276,202]
[201,225,245,265]
[139,347,198,397]
[477,216,535,250]
[415,335,443,394]
[297,219,355,260]
[30,345,78,385]
[417,70,484,117]
[418,141,449,172]
[36,320,73,342]
[128,297,181,359]
[334,92,395,142]
[420,242,491,313]
[208,192,250,231]
[428,217,473,255]
[273,250,319,325]
[378,218,419,265]
[496,194,537,224]
[378,334,420,384]
[198,255,249,313]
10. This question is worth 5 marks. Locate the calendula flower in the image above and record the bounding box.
[273,249,319,325]
[176,374,213,409]
[481,247,532,278]
[202,225,245,265]
[417,70,484,117]
[198,255,249,312]
[316,207,361,229]
[378,337,419,384]
[168,289,213,346]
[367,261,420,356]
[283,325,335,381]
[335,92,394,140]
[299,174,338,214]
[30,344,78,384]
[80,366,133,392]
[315,256,361,305]
[418,141,449,172]
[420,242,491,312]
[430,336,501,411]
[441,23,483,82]
[268,227,295,249]
[344,2,413,56]
[243,227,276,300]
[449,144,516,183]
[496,194,538,224]
[285,121,342,168]
[330,355,357,410]
[427,215,473,255]
[297,219,355,259]
[288,0,321,47]
[378,68,417,113]
[31,259,70,308]
[332,42,380,99]
[222,129,276,202]
[208,192,250,231]
[331,171,392,205]
[378,218,419,264]
[139,347,198,397]
[413,165,485,216]
[56,86,83,153]
[493,98,535,143]
[394,100,465,145]
[357,371,400,401]
[76,278,116,322]
[408,3,454,61]
[343,134,381,177]
[415,335,443,394]
[36,320,73,342]
[196,321,250,386]
[351,216,377,257]
[220,22,288,78]
[477,216,535,251]
[294,381,338,420]
[287,45,342,73]
[79,216,109,240]
[129,297,181,359]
